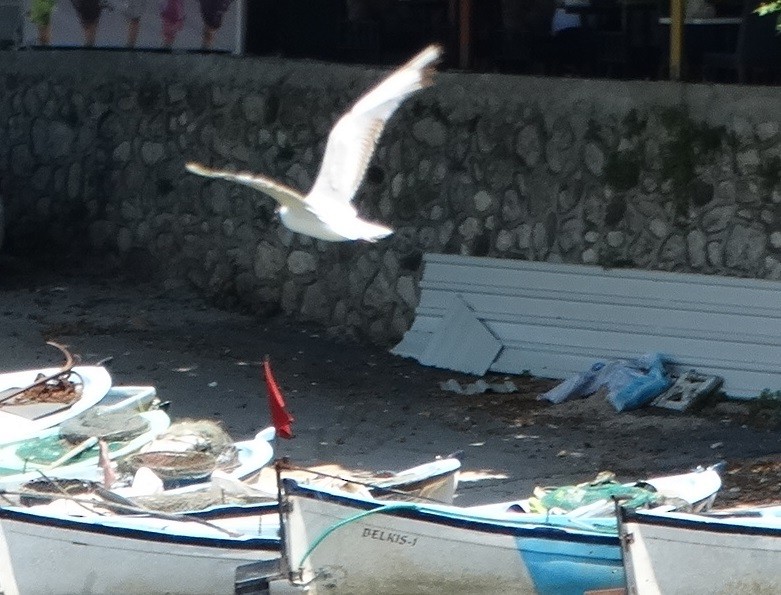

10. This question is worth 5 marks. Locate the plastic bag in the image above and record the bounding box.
[607,353,671,412]
[539,352,671,411]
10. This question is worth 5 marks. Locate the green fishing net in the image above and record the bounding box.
[14,435,123,466]
[536,483,663,512]
[528,471,664,513]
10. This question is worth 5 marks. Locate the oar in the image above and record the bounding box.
[43,436,99,471]
[13,477,244,539]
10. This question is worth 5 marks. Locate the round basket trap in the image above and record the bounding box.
[124,450,218,488]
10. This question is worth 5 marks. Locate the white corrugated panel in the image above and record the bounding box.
[415,295,502,376]
[393,253,781,399]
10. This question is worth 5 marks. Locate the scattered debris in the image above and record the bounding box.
[439,378,518,395]
[540,353,671,412]
[652,371,723,412]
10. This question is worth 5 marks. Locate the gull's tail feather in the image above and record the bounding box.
[330,216,394,242]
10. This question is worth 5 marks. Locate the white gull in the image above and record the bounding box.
[185,44,442,242]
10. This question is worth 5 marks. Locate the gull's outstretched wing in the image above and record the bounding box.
[185,162,307,209]
[307,44,442,208]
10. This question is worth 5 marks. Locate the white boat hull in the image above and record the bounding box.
[0,507,280,595]
[0,366,112,444]
[283,480,624,595]
[281,465,723,595]
[620,506,781,595]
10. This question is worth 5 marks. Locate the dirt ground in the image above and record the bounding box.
[0,254,779,507]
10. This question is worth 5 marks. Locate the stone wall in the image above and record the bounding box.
[1,51,779,345]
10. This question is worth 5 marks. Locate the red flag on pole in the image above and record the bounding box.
[263,356,294,439]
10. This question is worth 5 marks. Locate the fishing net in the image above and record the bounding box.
[129,487,274,514]
[528,471,665,513]
[118,419,240,485]
[122,450,217,484]
[15,434,124,466]
[17,478,100,506]
[59,409,151,443]
[12,411,150,465]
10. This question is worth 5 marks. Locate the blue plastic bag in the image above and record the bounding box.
[607,353,672,412]
[540,353,671,411]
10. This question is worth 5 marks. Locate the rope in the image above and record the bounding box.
[297,502,421,569]
[280,463,455,505]
[4,480,242,538]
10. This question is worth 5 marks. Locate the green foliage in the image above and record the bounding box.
[604,111,645,193]
[756,2,781,31]
[747,389,781,429]
[658,108,725,217]
[604,150,642,192]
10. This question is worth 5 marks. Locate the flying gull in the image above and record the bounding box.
[185,44,442,242]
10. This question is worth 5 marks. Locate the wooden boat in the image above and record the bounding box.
[0,365,112,445]
[89,385,160,414]
[0,502,282,595]
[118,454,462,518]
[0,409,171,490]
[0,455,462,595]
[619,504,781,594]
[278,465,723,594]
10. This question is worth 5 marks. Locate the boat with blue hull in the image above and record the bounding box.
[279,465,722,594]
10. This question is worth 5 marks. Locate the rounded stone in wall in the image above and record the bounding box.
[707,241,723,268]
[606,230,624,248]
[516,125,541,167]
[412,118,446,147]
[582,247,598,264]
[502,190,523,224]
[474,190,494,212]
[242,95,266,123]
[558,218,582,254]
[281,280,301,314]
[391,307,410,340]
[364,272,394,310]
[687,229,707,268]
[254,241,286,279]
[659,234,686,268]
[301,282,330,320]
[583,142,605,176]
[724,225,765,271]
[287,250,317,275]
[326,299,345,327]
[765,256,781,279]
[702,205,736,233]
[757,121,779,142]
[496,229,513,252]
[396,275,418,308]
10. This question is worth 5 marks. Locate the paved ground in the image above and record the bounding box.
[1,254,779,506]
